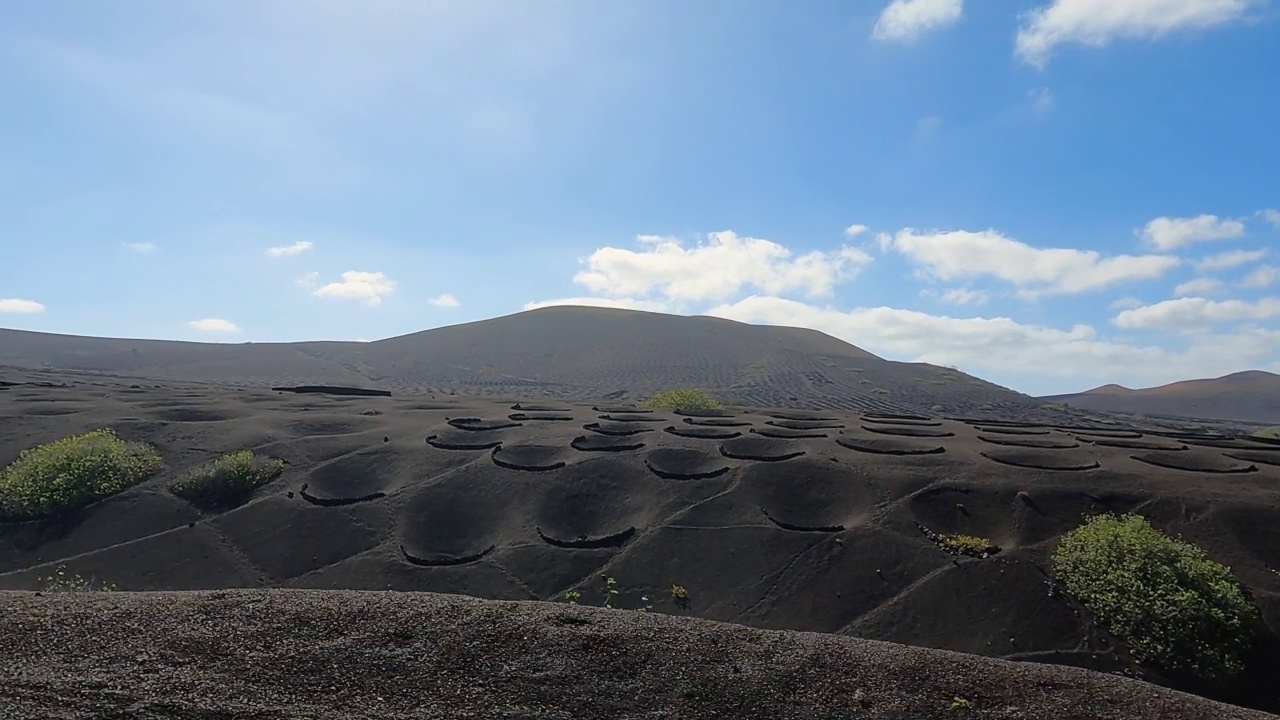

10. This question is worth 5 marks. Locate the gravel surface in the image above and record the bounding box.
[1,589,1275,720]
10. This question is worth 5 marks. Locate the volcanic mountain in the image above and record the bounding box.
[1041,371,1280,425]
[0,305,1038,417]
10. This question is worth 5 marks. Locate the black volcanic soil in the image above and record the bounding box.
[3,371,1280,714]
[0,306,1060,417]
[1,589,1274,720]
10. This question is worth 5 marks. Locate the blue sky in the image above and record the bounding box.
[2,0,1278,396]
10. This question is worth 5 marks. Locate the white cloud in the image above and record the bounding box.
[1016,0,1264,67]
[1139,213,1246,250]
[295,271,320,289]
[1109,296,1145,310]
[1243,265,1278,288]
[571,231,873,303]
[881,228,1178,295]
[844,224,870,238]
[1113,296,1280,330]
[1195,248,1267,271]
[1029,87,1055,114]
[428,293,460,308]
[1173,277,1223,296]
[872,0,964,42]
[523,296,677,313]
[122,242,156,253]
[705,294,1280,388]
[0,298,45,314]
[312,270,396,307]
[266,241,314,258]
[187,318,239,332]
[1258,208,1280,227]
[936,288,989,306]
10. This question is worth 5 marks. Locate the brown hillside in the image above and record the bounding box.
[1041,371,1280,424]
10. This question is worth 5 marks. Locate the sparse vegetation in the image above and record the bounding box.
[1252,426,1280,440]
[39,564,117,592]
[169,450,284,509]
[871,387,889,395]
[0,429,161,519]
[1042,403,1068,413]
[1053,513,1262,685]
[937,534,1000,559]
[639,388,722,411]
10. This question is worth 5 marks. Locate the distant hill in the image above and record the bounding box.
[1041,370,1280,425]
[1,306,1039,415]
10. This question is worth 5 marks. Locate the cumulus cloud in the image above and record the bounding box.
[1139,214,1245,250]
[844,224,870,238]
[187,318,239,332]
[1016,0,1264,67]
[872,0,963,42]
[571,231,873,303]
[1260,208,1280,227]
[880,228,1178,295]
[428,293,460,308]
[1112,296,1280,330]
[1173,278,1223,296]
[936,288,989,306]
[706,294,1280,387]
[266,241,314,258]
[1195,248,1267,271]
[1109,296,1145,310]
[122,242,156,253]
[1243,265,1278,288]
[312,270,396,306]
[0,298,45,314]
[295,271,320,289]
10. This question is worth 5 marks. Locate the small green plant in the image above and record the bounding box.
[602,575,620,608]
[563,590,581,605]
[39,564,117,592]
[1042,403,1068,413]
[0,429,161,519]
[1053,513,1262,685]
[639,388,722,411]
[871,387,889,395]
[950,696,973,712]
[169,450,284,509]
[937,534,1000,559]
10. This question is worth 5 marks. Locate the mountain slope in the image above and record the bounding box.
[0,306,1037,415]
[1042,371,1280,424]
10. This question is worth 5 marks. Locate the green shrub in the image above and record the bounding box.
[639,388,722,411]
[938,533,1000,558]
[169,450,284,508]
[0,429,161,519]
[1053,513,1262,684]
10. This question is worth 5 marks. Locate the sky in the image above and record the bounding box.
[2,0,1279,396]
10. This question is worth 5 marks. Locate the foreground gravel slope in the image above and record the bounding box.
[1,590,1273,720]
